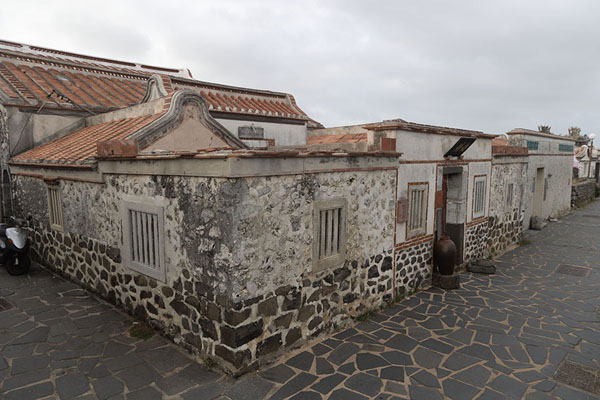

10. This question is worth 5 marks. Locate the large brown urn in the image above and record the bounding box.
[434,236,457,275]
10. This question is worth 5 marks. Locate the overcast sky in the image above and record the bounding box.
[1,1,599,135]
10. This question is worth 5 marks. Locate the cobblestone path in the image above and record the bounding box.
[1,199,599,399]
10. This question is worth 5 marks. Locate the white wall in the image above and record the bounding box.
[215,118,307,146]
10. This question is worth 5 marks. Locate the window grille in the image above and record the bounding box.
[47,185,64,231]
[559,144,573,152]
[407,184,427,237]
[527,141,539,150]
[313,198,347,271]
[123,201,165,281]
[473,176,486,218]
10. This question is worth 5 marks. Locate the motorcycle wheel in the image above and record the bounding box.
[6,252,31,276]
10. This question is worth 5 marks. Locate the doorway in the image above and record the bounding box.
[435,167,467,265]
[532,167,545,219]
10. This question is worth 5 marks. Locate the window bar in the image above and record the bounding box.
[136,211,143,263]
[148,214,155,268]
[142,213,149,265]
[153,214,160,269]
[332,207,339,255]
[327,209,334,257]
[131,211,138,262]
[319,210,326,259]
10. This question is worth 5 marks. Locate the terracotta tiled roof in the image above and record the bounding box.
[507,128,576,142]
[364,119,495,139]
[11,113,163,166]
[308,133,367,144]
[0,39,313,122]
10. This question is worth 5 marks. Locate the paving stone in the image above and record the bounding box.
[181,382,225,400]
[226,376,273,400]
[329,388,369,400]
[327,343,360,365]
[514,369,546,383]
[115,363,161,391]
[178,362,221,384]
[451,364,491,388]
[270,372,318,400]
[408,385,443,400]
[355,352,389,370]
[477,388,509,400]
[488,374,528,399]
[286,351,314,371]
[102,353,144,372]
[10,327,49,345]
[289,391,323,400]
[383,381,407,395]
[126,386,164,400]
[315,357,334,374]
[338,361,356,375]
[311,373,346,394]
[103,341,133,358]
[138,346,190,373]
[533,380,555,392]
[4,381,54,400]
[11,354,50,375]
[311,343,331,356]
[381,350,412,366]
[156,373,197,395]
[92,375,124,400]
[384,334,418,352]
[442,377,480,400]
[56,372,90,399]
[413,346,444,369]
[457,343,495,360]
[411,369,439,387]
[442,352,480,371]
[259,363,296,383]
[2,368,51,391]
[344,372,382,397]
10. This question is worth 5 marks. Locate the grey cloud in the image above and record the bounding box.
[1,0,599,136]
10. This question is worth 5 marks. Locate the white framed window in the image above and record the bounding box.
[407,183,428,238]
[47,185,64,231]
[313,198,347,271]
[505,183,514,209]
[473,175,487,218]
[122,201,166,282]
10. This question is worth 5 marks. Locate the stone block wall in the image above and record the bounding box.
[12,166,398,374]
[394,239,433,298]
[464,220,489,263]
[572,180,597,208]
[488,157,527,256]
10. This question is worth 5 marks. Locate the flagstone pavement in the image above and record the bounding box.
[1,199,600,399]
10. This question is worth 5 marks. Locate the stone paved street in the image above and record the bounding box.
[1,199,600,399]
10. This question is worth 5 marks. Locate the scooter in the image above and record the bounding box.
[0,217,31,275]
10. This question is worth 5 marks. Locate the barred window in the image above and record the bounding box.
[313,198,347,271]
[123,201,165,281]
[47,185,64,231]
[407,183,428,238]
[473,176,487,218]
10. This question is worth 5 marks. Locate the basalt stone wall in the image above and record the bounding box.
[394,239,433,298]
[464,221,489,263]
[571,180,597,208]
[12,166,397,374]
[489,157,527,256]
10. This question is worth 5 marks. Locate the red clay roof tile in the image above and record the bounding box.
[11,113,163,166]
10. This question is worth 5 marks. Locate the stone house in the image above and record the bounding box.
[575,144,597,180]
[310,119,496,271]
[488,138,528,255]
[0,39,579,375]
[506,128,575,229]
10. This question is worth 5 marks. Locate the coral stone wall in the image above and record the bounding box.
[571,180,597,208]
[488,157,527,255]
[464,220,489,263]
[12,166,397,374]
[394,239,433,297]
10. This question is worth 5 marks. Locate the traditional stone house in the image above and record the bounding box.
[506,128,575,229]
[575,145,597,180]
[311,119,496,271]
[0,39,579,376]
[488,138,528,255]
